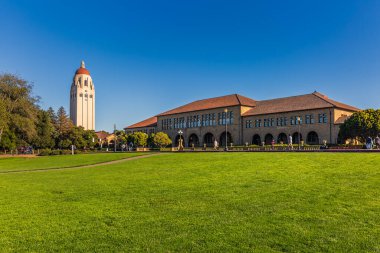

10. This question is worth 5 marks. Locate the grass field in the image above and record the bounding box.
[0,152,379,252]
[0,152,146,172]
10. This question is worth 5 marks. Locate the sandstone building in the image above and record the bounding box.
[70,61,95,130]
[125,92,359,146]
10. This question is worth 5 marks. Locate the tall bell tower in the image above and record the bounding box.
[70,60,95,130]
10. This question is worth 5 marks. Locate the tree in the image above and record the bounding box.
[55,107,73,148]
[129,132,148,147]
[147,133,155,147]
[0,100,9,143]
[0,74,40,146]
[153,132,172,148]
[0,129,16,151]
[339,109,380,142]
[56,107,73,135]
[33,110,55,149]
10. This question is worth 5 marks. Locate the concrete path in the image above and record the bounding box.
[0,153,163,174]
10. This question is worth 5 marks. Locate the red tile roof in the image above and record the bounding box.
[95,131,110,140]
[243,92,359,116]
[125,116,157,129]
[158,94,256,116]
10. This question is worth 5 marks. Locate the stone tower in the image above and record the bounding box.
[70,60,95,130]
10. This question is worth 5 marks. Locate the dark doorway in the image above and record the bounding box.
[219,132,233,147]
[277,133,288,144]
[307,131,319,145]
[292,132,303,144]
[264,134,274,145]
[203,133,214,147]
[252,134,261,145]
[188,134,199,147]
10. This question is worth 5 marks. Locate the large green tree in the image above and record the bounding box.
[339,109,380,142]
[0,74,39,147]
[0,100,9,144]
[153,132,172,148]
[129,132,148,147]
[33,110,56,149]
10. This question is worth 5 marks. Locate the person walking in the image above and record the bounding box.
[271,139,275,150]
[213,139,218,151]
[375,136,380,149]
[288,134,293,150]
[366,136,373,150]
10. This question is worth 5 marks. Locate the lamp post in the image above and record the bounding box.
[297,116,301,150]
[224,108,228,151]
[178,130,183,151]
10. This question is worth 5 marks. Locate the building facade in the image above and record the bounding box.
[70,61,95,130]
[125,92,359,146]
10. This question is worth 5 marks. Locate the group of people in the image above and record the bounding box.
[205,134,380,150]
[366,136,380,149]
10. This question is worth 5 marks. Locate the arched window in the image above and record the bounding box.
[252,134,261,145]
[307,131,319,145]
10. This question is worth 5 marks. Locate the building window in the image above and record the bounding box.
[319,113,328,123]
[305,114,314,124]
[246,120,252,128]
[255,119,262,128]
[290,116,295,125]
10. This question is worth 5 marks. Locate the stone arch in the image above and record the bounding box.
[292,132,303,144]
[264,133,274,145]
[188,133,200,147]
[219,132,233,147]
[203,133,214,147]
[252,134,261,145]
[277,133,288,144]
[307,131,319,145]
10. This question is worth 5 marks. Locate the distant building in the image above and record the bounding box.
[125,92,359,145]
[70,61,95,130]
[95,131,115,147]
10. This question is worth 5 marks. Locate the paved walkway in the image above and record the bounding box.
[0,153,163,174]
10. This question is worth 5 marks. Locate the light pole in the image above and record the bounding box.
[178,130,183,151]
[297,116,301,150]
[224,108,228,151]
[114,124,117,152]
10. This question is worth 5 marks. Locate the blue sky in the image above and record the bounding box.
[0,0,379,132]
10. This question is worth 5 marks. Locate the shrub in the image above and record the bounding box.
[38,148,52,156]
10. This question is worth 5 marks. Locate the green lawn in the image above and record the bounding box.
[0,153,379,252]
[0,152,146,172]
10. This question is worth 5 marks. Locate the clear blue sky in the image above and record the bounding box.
[0,0,379,132]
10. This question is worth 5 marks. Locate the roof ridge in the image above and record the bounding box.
[235,94,242,105]
[312,91,336,107]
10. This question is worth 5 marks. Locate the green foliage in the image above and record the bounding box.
[339,109,380,141]
[33,110,55,149]
[147,133,155,147]
[0,129,16,151]
[153,132,172,148]
[129,132,148,147]
[0,74,40,147]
